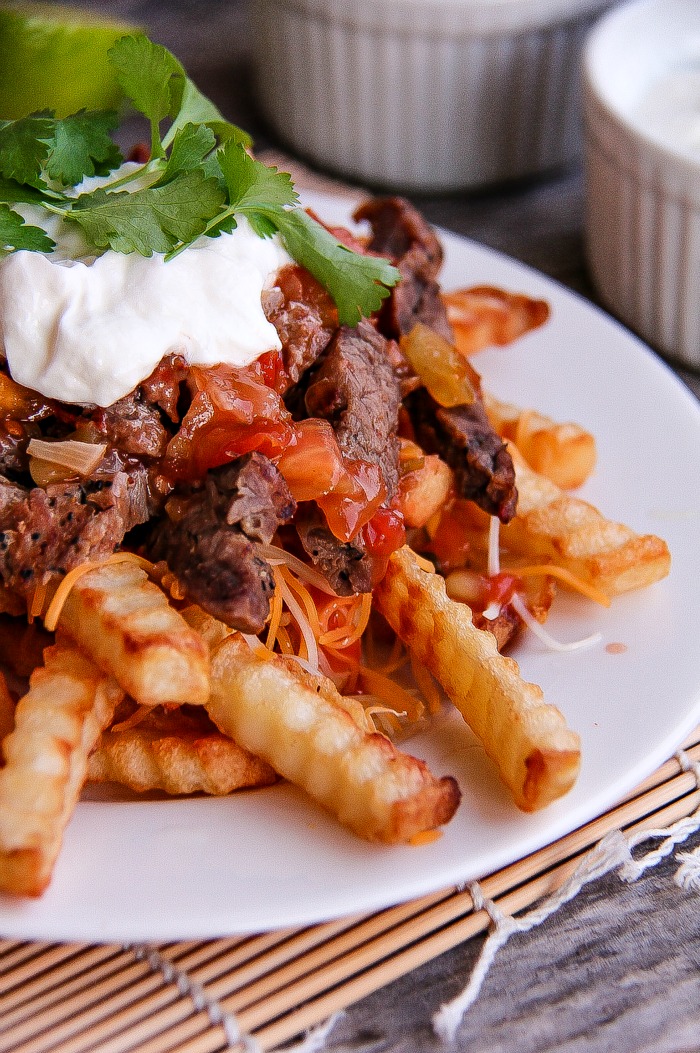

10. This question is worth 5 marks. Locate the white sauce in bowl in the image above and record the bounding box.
[635,65,700,155]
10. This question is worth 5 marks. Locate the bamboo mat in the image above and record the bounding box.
[1,724,699,1053]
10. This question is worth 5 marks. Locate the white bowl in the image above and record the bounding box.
[250,0,617,192]
[583,0,700,370]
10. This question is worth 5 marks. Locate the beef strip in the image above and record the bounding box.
[304,321,401,498]
[354,197,453,343]
[0,462,151,596]
[296,321,402,594]
[355,197,518,522]
[408,387,517,522]
[148,452,296,633]
[263,264,337,388]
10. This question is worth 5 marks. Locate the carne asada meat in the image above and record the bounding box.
[408,387,517,522]
[354,197,453,343]
[0,462,150,596]
[294,320,402,594]
[355,197,517,523]
[263,264,337,388]
[87,354,189,465]
[149,452,296,633]
[304,321,401,498]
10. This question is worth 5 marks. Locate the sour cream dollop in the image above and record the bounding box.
[0,204,292,407]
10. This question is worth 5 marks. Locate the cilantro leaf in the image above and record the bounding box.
[0,176,52,206]
[109,35,183,157]
[160,122,216,181]
[0,114,55,186]
[0,204,54,254]
[275,209,400,326]
[45,110,122,186]
[67,169,225,255]
[218,142,297,213]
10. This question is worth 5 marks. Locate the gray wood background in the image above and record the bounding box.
[27,2,700,1048]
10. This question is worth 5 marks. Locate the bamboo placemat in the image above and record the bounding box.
[1,723,699,1053]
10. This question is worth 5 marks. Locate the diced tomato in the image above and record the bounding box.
[483,570,521,609]
[256,350,289,394]
[163,363,294,479]
[276,418,345,501]
[317,460,386,542]
[359,506,406,558]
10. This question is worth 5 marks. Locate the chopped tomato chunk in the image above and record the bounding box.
[276,418,345,501]
[359,507,406,558]
[163,362,293,479]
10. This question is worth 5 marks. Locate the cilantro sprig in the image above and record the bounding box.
[0,34,399,325]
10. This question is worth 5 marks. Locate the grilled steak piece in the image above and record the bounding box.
[0,463,151,596]
[295,321,402,594]
[407,388,517,522]
[149,452,296,633]
[354,197,453,342]
[87,356,188,461]
[296,512,372,594]
[263,264,337,388]
[356,197,518,522]
[304,321,401,498]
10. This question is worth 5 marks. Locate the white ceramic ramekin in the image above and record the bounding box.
[250,0,617,192]
[583,0,700,371]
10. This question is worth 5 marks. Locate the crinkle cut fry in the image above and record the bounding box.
[373,547,581,812]
[0,638,123,896]
[505,444,671,595]
[88,721,277,796]
[56,560,210,707]
[206,634,461,843]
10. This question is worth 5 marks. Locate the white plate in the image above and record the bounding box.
[2,193,700,943]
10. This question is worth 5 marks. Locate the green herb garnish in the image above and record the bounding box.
[0,34,399,325]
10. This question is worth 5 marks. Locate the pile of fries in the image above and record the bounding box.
[0,284,671,899]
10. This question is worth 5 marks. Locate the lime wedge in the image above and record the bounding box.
[0,3,138,119]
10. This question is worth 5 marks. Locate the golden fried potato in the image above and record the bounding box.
[484,393,597,489]
[505,444,671,595]
[55,560,210,707]
[398,453,454,529]
[0,638,123,896]
[374,547,581,811]
[88,705,277,795]
[206,634,461,843]
[442,285,550,356]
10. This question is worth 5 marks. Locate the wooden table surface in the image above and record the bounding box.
[28,2,700,1049]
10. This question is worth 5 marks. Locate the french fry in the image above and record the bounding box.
[484,393,597,489]
[442,285,550,356]
[56,560,210,707]
[0,638,123,895]
[206,634,461,843]
[88,705,277,796]
[504,444,671,595]
[374,547,581,811]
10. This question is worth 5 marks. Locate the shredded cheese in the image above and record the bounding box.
[255,543,337,595]
[28,581,48,622]
[507,563,610,608]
